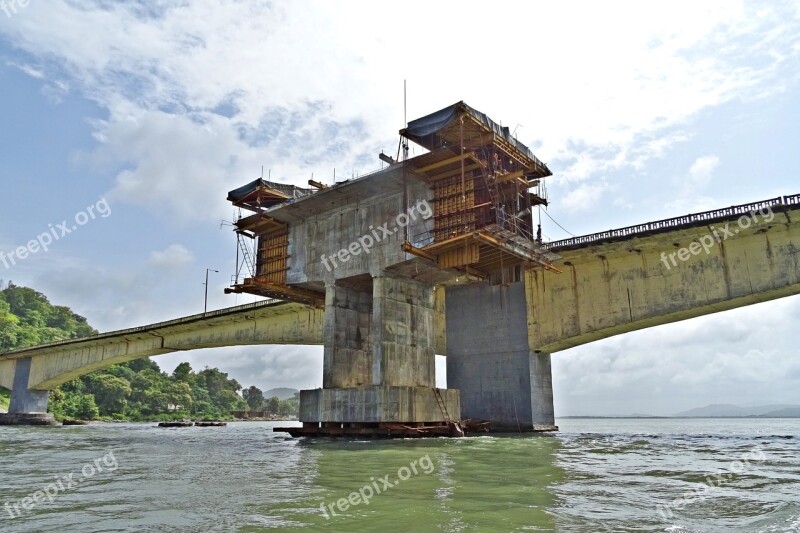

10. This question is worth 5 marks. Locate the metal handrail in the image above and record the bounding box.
[542,194,799,250]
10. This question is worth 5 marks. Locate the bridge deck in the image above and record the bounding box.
[0,298,290,359]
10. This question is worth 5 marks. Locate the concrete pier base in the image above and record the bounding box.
[1,358,56,425]
[446,280,557,432]
[298,386,459,423]
[0,412,57,426]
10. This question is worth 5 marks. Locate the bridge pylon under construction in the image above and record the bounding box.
[225,101,559,436]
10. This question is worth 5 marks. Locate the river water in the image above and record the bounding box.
[1,418,798,532]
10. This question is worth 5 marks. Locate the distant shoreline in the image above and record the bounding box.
[558,416,800,419]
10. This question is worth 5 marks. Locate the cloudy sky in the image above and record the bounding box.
[0,1,798,416]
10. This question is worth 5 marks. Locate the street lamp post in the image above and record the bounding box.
[204,268,219,313]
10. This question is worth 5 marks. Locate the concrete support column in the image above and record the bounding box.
[297,273,459,429]
[372,275,435,387]
[446,280,556,431]
[322,281,373,388]
[0,358,56,425]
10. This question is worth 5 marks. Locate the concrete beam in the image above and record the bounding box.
[531,208,800,352]
[0,359,15,390]
[1,301,324,390]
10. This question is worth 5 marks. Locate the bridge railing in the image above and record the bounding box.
[784,193,800,205]
[542,194,799,251]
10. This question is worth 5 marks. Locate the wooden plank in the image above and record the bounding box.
[417,152,473,173]
[494,170,524,184]
[426,162,484,181]
[438,244,479,268]
[402,241,436,261]
[236,214,287,234]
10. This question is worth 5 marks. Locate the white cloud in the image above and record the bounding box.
[663,154,722,213]
[553,296,800,416]
[560,181,611,212]
[689,154,721,182]
[149,244,193,269]
[9,61,43,78]
[0,1,797,224]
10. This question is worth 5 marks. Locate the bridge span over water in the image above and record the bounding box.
[2,194,798,429]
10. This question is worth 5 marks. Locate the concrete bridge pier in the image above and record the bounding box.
[286,273,461,437]
[0,358,56,425]
[446,281,557,432]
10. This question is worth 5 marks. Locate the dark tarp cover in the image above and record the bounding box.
[402,101,545,167]
[227,178,314,202]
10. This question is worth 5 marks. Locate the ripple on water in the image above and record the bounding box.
[0,419,798,532]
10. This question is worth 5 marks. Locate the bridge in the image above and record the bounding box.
[2,193,798,427]
[2,101,798,434]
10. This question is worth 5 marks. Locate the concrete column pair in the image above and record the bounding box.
[299,274,459,425]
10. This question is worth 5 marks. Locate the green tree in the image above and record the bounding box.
[85,374,131,416]
[50,389,99,420]
[128,369,169,415]
[266,396,280,415]
[0,283,96,352]
[126,358,161,373]
[172,362,193,383]
[164,381,193,412]
[242,385,265,411]
[0,300,20,351]
[74,394,100,420]
[197,367,245,413]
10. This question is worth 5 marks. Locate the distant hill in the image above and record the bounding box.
[264,388,299,401]
[674,404,800,417]
[760,407,800,418]
[558,414,667,419]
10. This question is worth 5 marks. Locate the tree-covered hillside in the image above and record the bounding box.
[0,282,298,421]
[0,282,96,351]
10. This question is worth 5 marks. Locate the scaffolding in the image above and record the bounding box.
[400,101,560,279]
[223,101,560,306]
[224,179,325,306]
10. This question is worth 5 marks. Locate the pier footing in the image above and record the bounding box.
[275,421,465,438]
[0,412,57,426]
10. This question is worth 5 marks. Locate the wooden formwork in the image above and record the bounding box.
[432,174,478,241]
[257,226,289,284]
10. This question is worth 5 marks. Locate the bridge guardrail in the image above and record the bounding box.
[542,194,799,251]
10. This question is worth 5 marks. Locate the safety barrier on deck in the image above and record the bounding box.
[543,194,800,251]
